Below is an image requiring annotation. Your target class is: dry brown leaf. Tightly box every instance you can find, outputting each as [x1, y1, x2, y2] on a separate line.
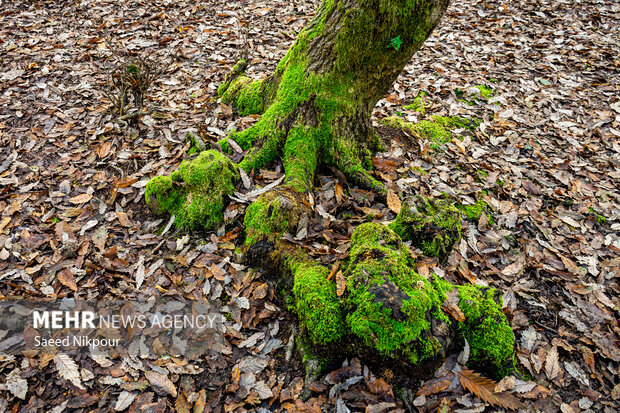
[502, 260, 524, 277]
[69, 193, 93, 204]
[336, 271, 346, 297]
[57, 268, 77, 291]
[54, 354, 84, 390]
[441, 288, 465, 322]
[174, 391, 191, 413]
[522, 180, 541, 195]
[115, 177, 139, 188]
[92, 226, 108, 252]
[334, 182, 345, 204]
[230, 367, 241, 393]
[327, 261, 340, 281]
[415, 378, 451, 396]
[0, 216, 11, 232]
[367, 377, 391, 395]
[97, 141, 112, 158]
[145, 371, 177, 397]
[387, 190, 401, 213]
[457, 369, 523, 411]
[114, 390, 135, 411]
[116, 211, 132, 227]
[545, 346, 561, 380]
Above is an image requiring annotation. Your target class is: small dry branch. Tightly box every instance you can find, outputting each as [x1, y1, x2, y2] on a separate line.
[101, 38, 170, 127]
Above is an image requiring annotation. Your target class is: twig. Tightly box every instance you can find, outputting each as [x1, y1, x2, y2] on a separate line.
[116, 109, 154, 129]
[118, 110, 154, 121]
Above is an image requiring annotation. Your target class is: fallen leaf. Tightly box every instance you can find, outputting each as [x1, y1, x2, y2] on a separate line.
[114, 391, 136, 411]
[69, 193, 93, 204]
[545, 346, 561, 380]
[442, 288, 465, 321]
[6, 369, 27, 399]
[416, 378, 451, 396]
[135, 256, 145, 290]
[457, 369, 523, 410]
[57, 268, 77, 291]
[54, 354, 85, 390]
[145, 371, 177, 397]
[336, 271, 346, 296]
[387, 190, 402, 213]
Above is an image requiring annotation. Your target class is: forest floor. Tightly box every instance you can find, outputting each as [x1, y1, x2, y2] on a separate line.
[0, 0, 619, 411]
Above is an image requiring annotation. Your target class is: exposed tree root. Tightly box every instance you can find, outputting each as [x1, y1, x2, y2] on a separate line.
[243, 197, 516, 380]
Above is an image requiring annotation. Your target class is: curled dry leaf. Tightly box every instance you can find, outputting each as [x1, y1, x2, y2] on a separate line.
[442, 287, 465, 322]
[57, 268, 77, 291]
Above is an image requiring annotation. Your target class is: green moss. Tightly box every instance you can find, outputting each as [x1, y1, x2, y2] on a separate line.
[343, 223, 451, 364]
[404, 91, 428, 114]
[589, 207, 606, 224]
[290, 258, 345, 345]
[214, 0, 447, 185]
[475, 84, 494, 99]
[283, 125, 320, 193]
[456, 198, 494, 226]
[244, 195, 288, 246]
[456, 285, 515, 377]
[217, 59, 247, 96]
[144, 150, 239, 230]
[243, 189, 308, 246]
[220, 75, 250, 104]
[388, 196, 462, 261]
[338, 223, 514, 375]
[231, 78, 267, 116]
[381, 115, 478, 148]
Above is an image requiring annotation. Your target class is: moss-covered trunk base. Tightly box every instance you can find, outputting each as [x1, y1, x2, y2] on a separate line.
[144, 0, 517, 384]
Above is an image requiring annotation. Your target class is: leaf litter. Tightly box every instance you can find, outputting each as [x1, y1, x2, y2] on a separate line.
[0, 0, 618, 411]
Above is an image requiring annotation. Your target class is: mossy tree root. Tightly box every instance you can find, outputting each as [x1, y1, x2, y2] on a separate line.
[389, 195, 462, 262]
[246, 218, 516, 380]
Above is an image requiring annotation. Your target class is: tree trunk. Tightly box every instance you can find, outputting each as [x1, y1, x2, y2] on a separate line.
[145, 0, 516, 381]
[219, 0, 450, 193]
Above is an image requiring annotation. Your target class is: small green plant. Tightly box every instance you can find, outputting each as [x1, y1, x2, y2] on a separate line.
[389, 35, 403, 51]
[589, 207, 606, 224]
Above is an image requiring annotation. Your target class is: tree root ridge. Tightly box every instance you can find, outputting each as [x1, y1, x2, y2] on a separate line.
[244, 217, 516, 380]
